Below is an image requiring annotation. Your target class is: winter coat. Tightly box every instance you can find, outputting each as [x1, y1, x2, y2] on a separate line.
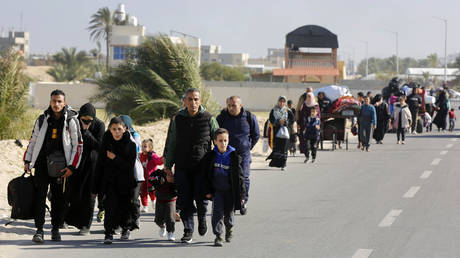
[24, 106, 83, 171]
[201, 148, 246, 211]
[392, 103, 412, 129]
[216, 107, 260, 154]
[93, 131, 137, 196]
[140, 152, 163, 189]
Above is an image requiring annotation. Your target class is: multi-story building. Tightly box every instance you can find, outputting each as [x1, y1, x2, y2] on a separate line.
[200, 45, 221, 64]
[170, 34, 201, 65]
[0, 31, 30, 59]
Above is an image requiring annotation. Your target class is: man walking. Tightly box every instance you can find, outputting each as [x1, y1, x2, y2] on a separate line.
[165, 88, 219, 243]
[24, 89, 83, 243]
[216, 96, 259, 215]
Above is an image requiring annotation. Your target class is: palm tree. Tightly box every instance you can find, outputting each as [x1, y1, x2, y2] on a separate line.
[94, 35, 219, 124]
[88, 7, 114, 72]
[47, 47, 93, 82]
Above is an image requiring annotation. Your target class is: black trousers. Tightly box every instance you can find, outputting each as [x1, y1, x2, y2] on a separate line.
[34, 158, 70, 230]
[104, 185, 135, 234]
[397, 128, 406, 141]
[155, 201, 176, 233]
[304, 139, 318, 159]
[359, 125, 372, 148]
[174, 168, 208, 233]
[410, 109, 418, 132]
[131, 182, 142, 229]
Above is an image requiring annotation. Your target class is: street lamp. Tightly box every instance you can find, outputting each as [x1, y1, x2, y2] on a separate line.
[386, 30, 399, 75]
[360, 41, 369, 80]
[433, 16, 448, 83]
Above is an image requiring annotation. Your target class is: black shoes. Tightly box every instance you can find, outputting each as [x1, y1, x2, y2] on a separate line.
[225, 227, 233, 242]
[120, 229, 130, 240]
[181, 231, 193, 243]
[32, 229, 44, 244]
[198, 220, 207, 236]
[214, 235, 223, 247]
[104, 234, 113, 245]
[240, 203, 248, 215]
[51, 228, 61, 241]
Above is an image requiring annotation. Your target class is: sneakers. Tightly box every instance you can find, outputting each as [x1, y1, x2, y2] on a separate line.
[401, 141, 405, 145]
[198, 220, 207, 236]
[97, 210, 105, 223]
[114, 227, 122, 235]
[32, 229, 44, 244]
[167, 232, 175, 241]
[397, 141, 400, 144]
[214, 235, 224, 247]
[51, 228, 61, 241]
[304, 157, 309, 163]
[141, 206, 148, 213]
[181, 231, 193, 243]
[311, 159, 315, 163]
[120, 229, 130, 240]
[104, 234, 113, 245]
[240, 203, 247, 215]
[79, 226, 90, 236]
[225, 227, 233, 243]
[281, 167, 286, 171]
[159, 226, 167, 238]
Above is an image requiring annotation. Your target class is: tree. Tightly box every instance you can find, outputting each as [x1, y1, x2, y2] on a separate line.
[47, 47, 93, 82]
[200, 62, 249, 81]
[0, 50, 30, 139]
[88, 7, 114, 73]
[94, 35, 219, 124]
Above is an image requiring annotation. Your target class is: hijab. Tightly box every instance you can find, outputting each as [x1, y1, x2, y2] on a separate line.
[305, 92, 317, 107]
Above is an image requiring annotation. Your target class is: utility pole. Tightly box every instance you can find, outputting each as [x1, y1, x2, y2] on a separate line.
[385, 29, 399, 75]
[360, 41, 369, 80]
[433, 17, 448, 83]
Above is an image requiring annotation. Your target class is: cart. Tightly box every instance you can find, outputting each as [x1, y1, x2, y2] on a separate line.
[319, 109, 358, 151]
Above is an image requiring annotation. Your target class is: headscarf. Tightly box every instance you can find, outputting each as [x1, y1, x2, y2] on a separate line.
[305, 92, 317, 107]
[120, 115, 136, 134]
[273, 97, 288, 122]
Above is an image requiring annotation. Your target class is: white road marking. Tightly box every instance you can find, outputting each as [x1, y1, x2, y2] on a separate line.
[403, 186, 421, 198]
[420, 170, 432, 179]
[431, 158, 441, 166]
[352, 249, 373, 258]
[451, 138, 458, 142]
[446, 144, 453, 148]
[440, 150, 448, 155]
[379, 209, 403, 227]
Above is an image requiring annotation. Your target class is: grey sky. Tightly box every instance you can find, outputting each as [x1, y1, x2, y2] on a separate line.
[1, 0, 459, 63]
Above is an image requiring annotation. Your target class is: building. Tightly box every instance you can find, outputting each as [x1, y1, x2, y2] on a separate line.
[108, 4, 145, 67]
[0, 30, 30, 59]
[201, 44, 221, 64]
[406, 68, 459, 81]
[200, 44, 249, 66]
[170, 33, 201, 65]
[273, 25, 340, 83]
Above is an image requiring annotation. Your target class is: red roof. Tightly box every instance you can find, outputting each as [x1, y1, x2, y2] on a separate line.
[273, 67, 339, 76]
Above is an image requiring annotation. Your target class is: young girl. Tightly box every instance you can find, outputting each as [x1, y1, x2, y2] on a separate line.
[139, 139, 164, 212]
[304, 107, 320, 163]
[392, 96, 412, 145]
[93, 117, 138, 244]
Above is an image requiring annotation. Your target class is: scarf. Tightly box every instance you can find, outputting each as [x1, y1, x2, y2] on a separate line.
[305, 92, 317, 107]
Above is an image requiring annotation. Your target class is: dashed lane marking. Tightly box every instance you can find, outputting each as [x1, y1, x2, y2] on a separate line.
[352, 249, 373, 258]
[403, 186, 421, 198]
[440, 150, 448, 155]
[431, 158, 441, 166]
[379, 209, 403, 227]
[446, 144, 453, 148]
[451, 138, 458, 142]
[420, 170, 432, 179]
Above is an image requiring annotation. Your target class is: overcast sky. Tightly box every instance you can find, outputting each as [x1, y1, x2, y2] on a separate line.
[2, 0, 459, 63]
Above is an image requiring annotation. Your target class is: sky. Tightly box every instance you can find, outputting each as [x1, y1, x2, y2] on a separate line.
[1, 0, 459, 63]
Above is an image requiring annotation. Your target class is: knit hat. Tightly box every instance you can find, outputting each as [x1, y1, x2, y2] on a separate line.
[79, 103, 96, 118]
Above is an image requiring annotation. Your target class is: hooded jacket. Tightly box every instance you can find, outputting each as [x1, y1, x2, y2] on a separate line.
[24, 106, 83, 171]
[392, 103, 412, 129]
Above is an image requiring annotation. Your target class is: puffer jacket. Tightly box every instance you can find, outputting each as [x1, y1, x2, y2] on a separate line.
[392, 103, 412, 129]
[23, 106, 83, 171]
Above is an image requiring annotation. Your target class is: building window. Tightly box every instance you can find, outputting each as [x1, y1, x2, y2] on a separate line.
[113, 46, 136, 60]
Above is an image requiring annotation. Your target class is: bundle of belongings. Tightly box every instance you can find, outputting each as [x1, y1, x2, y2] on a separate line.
[314, 85, 360, 114]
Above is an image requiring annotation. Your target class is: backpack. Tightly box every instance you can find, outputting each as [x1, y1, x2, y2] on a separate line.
[7, 172, 37, 220]
[220, 110, 255, 136]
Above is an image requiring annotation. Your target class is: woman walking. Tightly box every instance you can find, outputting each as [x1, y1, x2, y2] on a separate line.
[433, 89, 449, 132]
[93, 117, 138, 244]
[392, 96, 412, 144]
[358, 96, 377, 152]
[372, 94, 390, 144]
[266, 96, 294, 171]
[297, 92, 320, 156]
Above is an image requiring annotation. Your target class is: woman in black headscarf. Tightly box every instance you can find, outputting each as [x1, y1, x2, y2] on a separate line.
[66, 103, 105, 235]
[433, 89, 449, 131]
[372, 94, 390, 144]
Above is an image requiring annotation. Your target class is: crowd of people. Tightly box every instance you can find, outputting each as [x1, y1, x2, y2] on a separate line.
[20, 81, 456, 247]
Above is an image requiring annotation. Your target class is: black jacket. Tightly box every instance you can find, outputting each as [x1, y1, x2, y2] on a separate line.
[92, 131, 137, 195]
[201, 150, 246, 210]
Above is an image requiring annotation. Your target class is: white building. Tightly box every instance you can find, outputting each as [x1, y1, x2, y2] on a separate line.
[0, 30, 30, 59]
[170, 35, 201, 65]
[108, 4, 145, 67]
[406, 68, 459, 81]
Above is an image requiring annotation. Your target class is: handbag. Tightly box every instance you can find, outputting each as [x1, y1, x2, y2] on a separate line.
[134, 155, 145, 182]
[275, 126, 290, 139]
[46, 151, 66, 178]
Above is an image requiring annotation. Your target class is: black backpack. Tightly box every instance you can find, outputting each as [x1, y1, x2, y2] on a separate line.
[7, 172, 36, 220]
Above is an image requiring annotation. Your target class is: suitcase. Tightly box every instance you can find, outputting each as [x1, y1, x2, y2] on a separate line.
[7, 172, 36, 220]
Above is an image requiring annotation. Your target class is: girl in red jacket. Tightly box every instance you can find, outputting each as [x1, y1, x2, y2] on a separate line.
[140, 139, 164, 212]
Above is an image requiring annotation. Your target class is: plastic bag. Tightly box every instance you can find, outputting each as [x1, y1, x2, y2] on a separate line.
[275, 126, 290, 139]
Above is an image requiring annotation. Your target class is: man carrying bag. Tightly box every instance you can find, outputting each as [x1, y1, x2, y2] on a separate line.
[23, 89, 83, 243]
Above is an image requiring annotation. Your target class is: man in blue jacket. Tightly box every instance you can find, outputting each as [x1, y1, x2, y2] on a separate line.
[216, 96, 260, 215]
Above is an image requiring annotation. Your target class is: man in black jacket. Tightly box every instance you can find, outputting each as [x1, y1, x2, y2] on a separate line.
[407, 88, 422, 133]
[164, 88, 219, 243]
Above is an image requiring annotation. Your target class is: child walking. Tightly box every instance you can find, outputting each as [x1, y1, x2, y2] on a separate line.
[303, 107, 320, 163]
[202, 128, 246, 247]
[449, 108, 456, 132]
[139, 139, 164, 213]
[148, 169, 177, 241]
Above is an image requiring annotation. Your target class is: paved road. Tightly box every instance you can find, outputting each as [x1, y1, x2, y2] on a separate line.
[1, 129, 460, 258]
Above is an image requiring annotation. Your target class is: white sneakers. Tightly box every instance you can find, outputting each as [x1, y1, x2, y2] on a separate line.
[167, 232, 175, 241]
[159, 227, 166, 238]
[141, 206, 148, 213]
